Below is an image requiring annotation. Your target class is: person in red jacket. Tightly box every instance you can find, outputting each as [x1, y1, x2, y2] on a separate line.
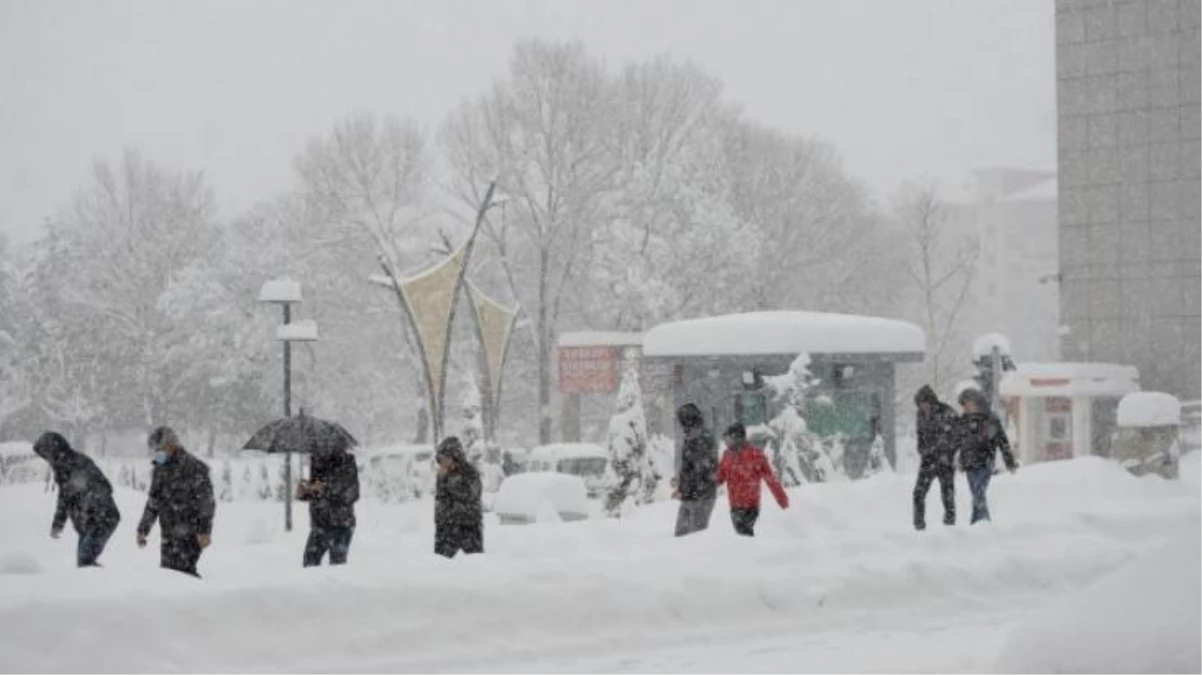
[715, 423, 789, 536]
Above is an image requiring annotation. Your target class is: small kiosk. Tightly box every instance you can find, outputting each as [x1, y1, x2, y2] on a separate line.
[642, 311, 925, 476]
[1113, 391, 1182, 479]
[1000, 363, 1140, 464]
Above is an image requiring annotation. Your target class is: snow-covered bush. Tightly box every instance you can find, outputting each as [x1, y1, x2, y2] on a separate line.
[763, 354, 846, 484]
[603, 365, 656, 516]
[861, 434, 892, 477]
[219, 460, 234, 502]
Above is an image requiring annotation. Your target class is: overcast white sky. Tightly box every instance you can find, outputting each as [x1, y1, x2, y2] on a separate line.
[0, 0, 1056, 244]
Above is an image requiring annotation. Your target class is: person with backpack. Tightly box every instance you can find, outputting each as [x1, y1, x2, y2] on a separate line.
[33, 432, 121, 567]
[672, 403, 719, 537]
[958, 388, 1018, 524]
[715, 423, 789, 536]
[913, 385, 959, 530]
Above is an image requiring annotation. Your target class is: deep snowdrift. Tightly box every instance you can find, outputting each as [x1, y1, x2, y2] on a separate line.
[0, 456, 1197, 673]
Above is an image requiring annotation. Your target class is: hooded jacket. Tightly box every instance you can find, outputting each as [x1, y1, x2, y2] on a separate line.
[716, 440, 789, 511]
[434, 437, 483, 541]
[957, 389, 1018, 472]
[34, 432, 120, 534]
[915, 386, 959, 468]
[675, 404, 718, 501]
[137, 446, 215, 541]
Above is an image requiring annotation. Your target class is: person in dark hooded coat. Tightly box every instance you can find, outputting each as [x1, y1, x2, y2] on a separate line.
[672, 403, 718, 537]
[434, 436, 483, 558]
[33, 432, 121, 567]
[297, 449, 359, 566]
[136, 427, 215, 577]
[957, 388, 1018, 524]
[912, 385, 959, 530]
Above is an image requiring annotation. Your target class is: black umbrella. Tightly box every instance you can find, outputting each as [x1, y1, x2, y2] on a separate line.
[242, 413, 358, 457]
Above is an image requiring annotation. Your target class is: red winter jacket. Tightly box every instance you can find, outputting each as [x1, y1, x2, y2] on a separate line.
[716, 443, 789, 510]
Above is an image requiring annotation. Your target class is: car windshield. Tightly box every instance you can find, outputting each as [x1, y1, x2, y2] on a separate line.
[557, 457, 606, 477]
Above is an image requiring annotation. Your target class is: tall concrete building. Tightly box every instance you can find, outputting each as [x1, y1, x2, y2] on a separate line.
[1055, 0, 1201, 399]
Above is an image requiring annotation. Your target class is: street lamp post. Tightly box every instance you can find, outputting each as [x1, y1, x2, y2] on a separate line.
[259, 278, 318, 532]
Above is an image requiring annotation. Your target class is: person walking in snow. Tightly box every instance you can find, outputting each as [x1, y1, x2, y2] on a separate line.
[957, 389, 1018, 524]
[136, 427, 215, 577]
[715, 423, 789, 536]
[33, 431, 121, 567]
[297, 448, 359, 567]
[672, 403, 719, 537]
[434, 436, 484, 558]
[913, 385, 959, 530]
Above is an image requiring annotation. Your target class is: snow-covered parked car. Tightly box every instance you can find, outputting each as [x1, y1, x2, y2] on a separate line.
[361, 444, 435, 499]
[526, 443, 609, 497]
[493, 473, 590, 525]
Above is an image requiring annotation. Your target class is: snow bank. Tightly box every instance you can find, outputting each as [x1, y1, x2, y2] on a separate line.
[996, 527, 1201, 674]
[972, 332, 1011, 360]
[1118, 391, 1182, 428]
[493, 473, 590, 522]
[0, 455, 1196, 672]
[642, 311, 925, 357]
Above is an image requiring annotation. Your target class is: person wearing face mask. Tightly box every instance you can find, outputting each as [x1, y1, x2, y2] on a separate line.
[32, 431, 121, 567]
[136, 427, 215, 577]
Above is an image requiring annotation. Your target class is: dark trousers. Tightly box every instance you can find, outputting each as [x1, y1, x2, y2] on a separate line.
[435, 525, 484, 558]
[161, 537, 202, 577]
[304, 526, 354, 567]
[730, 507, 760, 537]
[76, 521, 116, 567]
[967, 467, 993, 524]
[674, 497, 716, 537]
[913, 466, 956, 529]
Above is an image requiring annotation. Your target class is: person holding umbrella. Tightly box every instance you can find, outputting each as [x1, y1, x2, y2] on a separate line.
[296, 447, 359, 567]
[434, 436, 484, 558]
[137, 427, 215, 577]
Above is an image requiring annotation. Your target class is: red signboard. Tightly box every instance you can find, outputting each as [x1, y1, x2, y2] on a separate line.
[558, 346, 620, 394]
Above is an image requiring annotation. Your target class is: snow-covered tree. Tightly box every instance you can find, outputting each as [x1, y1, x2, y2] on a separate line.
[219, 460, 234, 502]
[862, 434, 893, 478]
[603, 365, 655, 516]
[764, 354, 846, 484]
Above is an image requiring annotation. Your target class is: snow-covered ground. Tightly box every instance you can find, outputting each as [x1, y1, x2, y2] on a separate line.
[0, 455, 1198, 673]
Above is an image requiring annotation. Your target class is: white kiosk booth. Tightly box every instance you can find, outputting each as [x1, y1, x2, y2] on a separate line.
[1000, 363, 1140, 464]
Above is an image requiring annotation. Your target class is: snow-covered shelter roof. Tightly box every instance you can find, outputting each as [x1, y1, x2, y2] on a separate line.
[1117, 392, 1182, 428]
[1000, 363, 1140, 398]
[641, 311, 925, 358]
[557, 332, 644, 348]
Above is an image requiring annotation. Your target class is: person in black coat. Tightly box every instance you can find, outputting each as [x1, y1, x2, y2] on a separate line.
[672, 403, 718, 537]
[434, 436, 483, 558]
[912, 385, 959, 530]
[136, 427, 215, 577]
[33, 432, 121, 567]
[957, 388, 1018, 524]
[297, 449, 359, 566]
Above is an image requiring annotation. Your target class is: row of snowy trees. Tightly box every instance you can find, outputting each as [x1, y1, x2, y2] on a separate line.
[0, 38, 965, 452]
